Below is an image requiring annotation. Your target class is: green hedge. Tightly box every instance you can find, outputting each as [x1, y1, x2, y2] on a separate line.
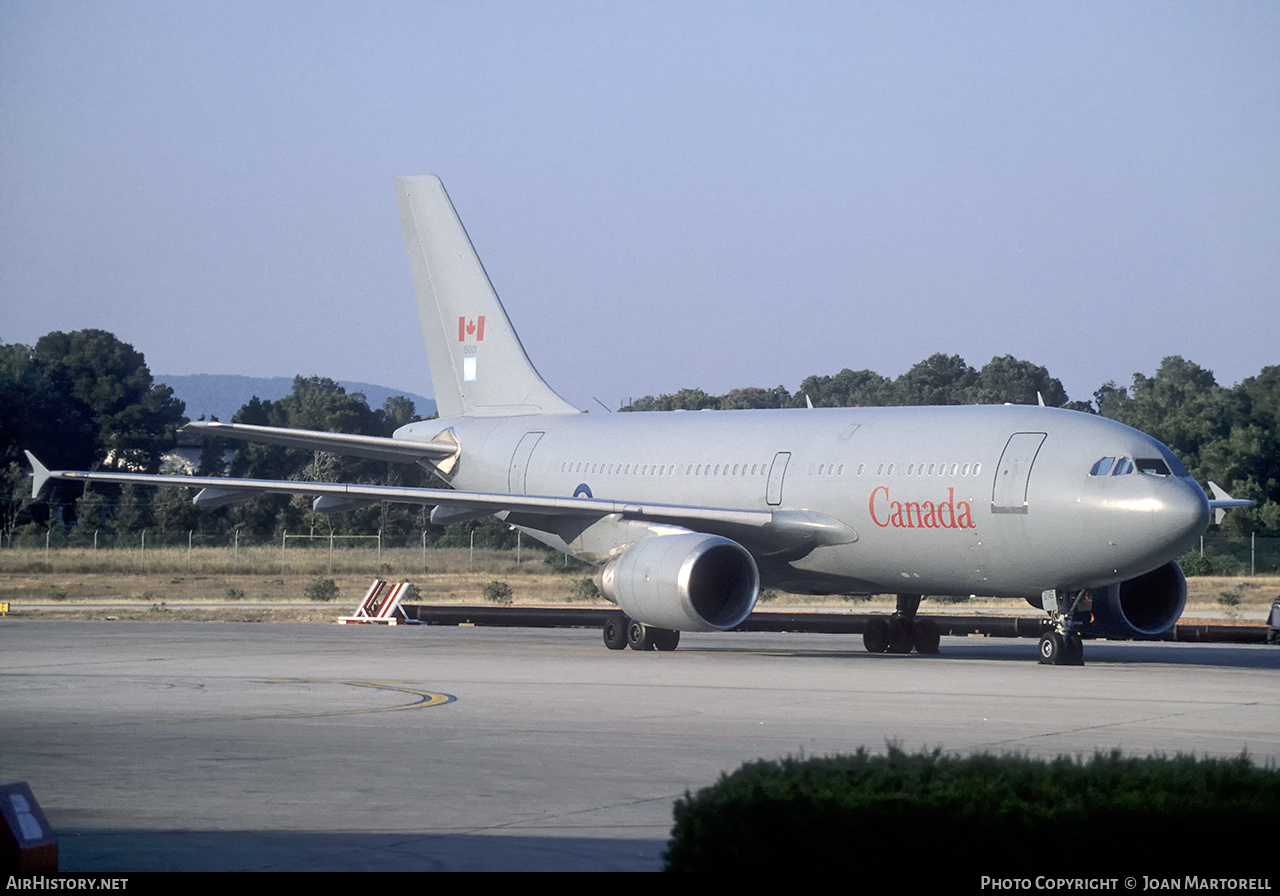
[666, 747, 1278, 873]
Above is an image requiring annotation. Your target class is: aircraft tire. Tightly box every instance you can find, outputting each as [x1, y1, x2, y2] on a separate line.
[863, 617, 890, 654]
[627, 619, 656, 651]
[887, 616, 914, 654]
[1064, 632, 1085, 666]
[603, 614, 628, 650]
[651, 628, 681, 651]
[913, 618, 941, 655]
[1038, 631, 1065, 665]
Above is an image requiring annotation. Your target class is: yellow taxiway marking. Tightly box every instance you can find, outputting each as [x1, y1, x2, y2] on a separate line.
[150, 679, 455, 724]
[266, 678, 456, 715]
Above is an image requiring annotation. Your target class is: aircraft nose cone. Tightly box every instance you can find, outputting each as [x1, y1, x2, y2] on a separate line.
[1157, 477, 1211, 553]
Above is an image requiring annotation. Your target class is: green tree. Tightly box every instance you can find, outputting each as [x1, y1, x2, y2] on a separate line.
[0, 461, 38, 538]
[212, 377, 431, 539]
[720, 386, 792, 410]
[153, 484, 200, 536]
[894, 354, 977, 406]
[110, 483, 149, 535]
[797, 369, 892, 407]
[621, 388, 720, 412]
[1, 330, 186, 533]
[969, 355, 1069, 407]
[379, 395, 420, 430]
[32, 329, 186, 472]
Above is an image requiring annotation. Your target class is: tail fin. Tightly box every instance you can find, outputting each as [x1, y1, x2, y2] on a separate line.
[395, 175, 580, 418]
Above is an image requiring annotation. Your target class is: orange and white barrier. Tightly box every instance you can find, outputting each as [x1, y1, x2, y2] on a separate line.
[339, 579, 417, 625]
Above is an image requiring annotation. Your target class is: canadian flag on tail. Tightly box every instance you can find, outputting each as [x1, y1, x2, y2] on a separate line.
[458, 316, 486, 342]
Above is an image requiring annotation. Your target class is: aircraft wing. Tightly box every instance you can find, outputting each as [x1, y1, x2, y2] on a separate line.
[182, 421, 458, 466]
[25, 453, 856, 556]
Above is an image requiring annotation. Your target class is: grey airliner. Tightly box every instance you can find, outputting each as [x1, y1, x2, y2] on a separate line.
[28, 175, 1250, 664]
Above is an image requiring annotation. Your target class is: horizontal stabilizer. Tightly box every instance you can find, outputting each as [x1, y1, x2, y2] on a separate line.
[1206, 481, 1254, 525]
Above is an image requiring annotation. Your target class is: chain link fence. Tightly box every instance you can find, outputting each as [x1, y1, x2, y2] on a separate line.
[1183, 533, 1279, 577]
[0, 527, 567, 577]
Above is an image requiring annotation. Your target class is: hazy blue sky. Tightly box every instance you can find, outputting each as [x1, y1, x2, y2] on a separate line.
[3, 1, 1277, 412]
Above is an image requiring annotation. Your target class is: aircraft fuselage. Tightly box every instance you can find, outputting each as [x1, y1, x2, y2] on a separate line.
[398, 403, 1209, 600]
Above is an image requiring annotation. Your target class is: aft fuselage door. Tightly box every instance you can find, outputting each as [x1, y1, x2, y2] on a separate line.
[991, 432, 1047, 514]
[766, 451, 791, 506]
[508, 432, 544, 494]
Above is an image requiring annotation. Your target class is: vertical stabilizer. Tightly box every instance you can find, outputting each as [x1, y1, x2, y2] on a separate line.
[395, 175, 580, 418]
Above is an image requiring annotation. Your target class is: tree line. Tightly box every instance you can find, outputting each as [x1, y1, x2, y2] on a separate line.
[1, 329, 450, 546]
[3, 331, 1277, 544]
[621, 354, 1074, 412]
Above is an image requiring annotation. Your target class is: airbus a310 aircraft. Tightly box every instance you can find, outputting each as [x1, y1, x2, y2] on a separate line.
[28, 175, 1251, 664]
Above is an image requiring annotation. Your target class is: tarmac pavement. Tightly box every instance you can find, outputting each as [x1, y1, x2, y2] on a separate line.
[2, 621, 1277, 872]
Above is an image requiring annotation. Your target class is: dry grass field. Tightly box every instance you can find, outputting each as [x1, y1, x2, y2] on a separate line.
[1, 544, 1276, 624]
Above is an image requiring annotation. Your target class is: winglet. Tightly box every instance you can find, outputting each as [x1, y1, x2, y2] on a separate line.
[24, 451, 52, 498]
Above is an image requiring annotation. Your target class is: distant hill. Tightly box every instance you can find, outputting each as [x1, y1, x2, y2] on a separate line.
[155, 374, 436, 423]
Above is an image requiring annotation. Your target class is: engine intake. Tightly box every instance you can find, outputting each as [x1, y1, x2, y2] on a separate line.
[597, 533, 760, 632]
[1088, 560, 1187, 639]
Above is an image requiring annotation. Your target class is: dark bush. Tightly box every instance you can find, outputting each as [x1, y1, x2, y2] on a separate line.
[304, 578, 339, 602]
[482, 580, 513, 604]
[666, 746, 1278, 873]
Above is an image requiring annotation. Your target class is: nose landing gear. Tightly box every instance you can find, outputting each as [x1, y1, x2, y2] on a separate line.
[1038, 589, 1088, 665]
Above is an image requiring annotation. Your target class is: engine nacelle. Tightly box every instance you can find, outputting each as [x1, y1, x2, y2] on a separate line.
[597, 533, 760, 632]
[1088, 560, 1187, 639]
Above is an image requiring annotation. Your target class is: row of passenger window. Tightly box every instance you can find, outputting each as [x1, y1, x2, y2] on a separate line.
[558, 459, 983, 479]
[807, 462, 983, 477]
[558, 461, 767, 477]
[875, 461, 982, 478]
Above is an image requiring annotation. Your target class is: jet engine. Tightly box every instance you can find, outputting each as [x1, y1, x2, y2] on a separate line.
[1088, 560, 1187, 639]
[596, 533, 760, 633]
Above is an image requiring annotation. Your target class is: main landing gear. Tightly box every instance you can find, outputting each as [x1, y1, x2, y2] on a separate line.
[862, 594, 940, 656]
[1038, 588, 1087, 666]
[602, 612, 680, 652]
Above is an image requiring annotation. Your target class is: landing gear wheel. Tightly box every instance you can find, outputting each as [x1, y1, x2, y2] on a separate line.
[627, 619, 655, 651]
[913, 618, 941, 655]
[1038, 631, 1065, 664]
[602, 614, 627, 650]
[1064, 632, 1085, 666]
[651, 628, 681, 651]
[863, 617, 890, 653]
[887, 616, 914, 654]
[1040, 589, 1089, 667]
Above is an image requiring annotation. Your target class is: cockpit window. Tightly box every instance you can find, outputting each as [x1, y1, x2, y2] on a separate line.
[1092, 454, 1180, 478]
[1156, 443, 1190, 478]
